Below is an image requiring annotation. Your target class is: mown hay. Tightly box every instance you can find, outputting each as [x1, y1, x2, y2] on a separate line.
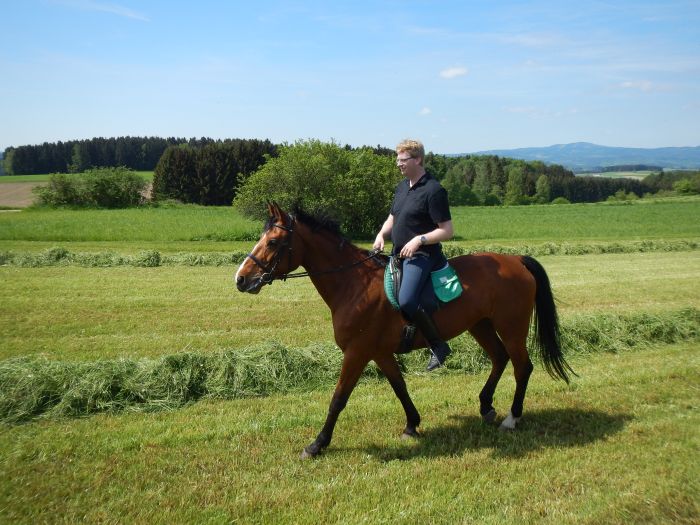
[0, 308, 697, 423]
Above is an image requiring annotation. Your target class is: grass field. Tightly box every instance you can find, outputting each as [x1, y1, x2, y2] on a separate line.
[1, 198, 699, 523]
[1, 343, 697, 523]
[1, 251, 698, 362]
[581, 171, 653, 180]
[0, 171, 154, 183]
[0, 198, 698, 252]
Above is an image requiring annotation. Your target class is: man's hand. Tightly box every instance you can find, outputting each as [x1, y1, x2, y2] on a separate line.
[373, 234, 385, 251]
[399, 236, 423, 258]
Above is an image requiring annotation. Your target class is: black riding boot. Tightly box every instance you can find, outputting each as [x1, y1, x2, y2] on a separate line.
[412, 307, 451, 371]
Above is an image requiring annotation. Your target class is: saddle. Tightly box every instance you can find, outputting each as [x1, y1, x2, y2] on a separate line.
[384, 256, 463, 354]
[384, 256, 462, 313]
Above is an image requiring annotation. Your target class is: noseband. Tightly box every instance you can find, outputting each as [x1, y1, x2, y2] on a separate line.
[246, 220, 295, 285]
[245, 214, 381, 286]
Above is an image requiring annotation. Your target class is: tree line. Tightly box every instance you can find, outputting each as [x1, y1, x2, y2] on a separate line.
[6, 136, 694, 209]
[3, 137, 201, 175]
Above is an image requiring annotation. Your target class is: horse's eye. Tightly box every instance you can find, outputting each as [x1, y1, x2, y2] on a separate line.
[267, 238, 279, 248]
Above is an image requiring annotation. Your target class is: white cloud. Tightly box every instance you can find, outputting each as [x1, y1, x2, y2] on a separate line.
[52, 0, 149, 21]
[619, 80, 654, 92]
[419, 107, 432, 116]
[439, 66, 468, 79]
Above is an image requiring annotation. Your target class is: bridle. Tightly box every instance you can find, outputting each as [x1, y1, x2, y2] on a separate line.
[245, 214, 382, 286]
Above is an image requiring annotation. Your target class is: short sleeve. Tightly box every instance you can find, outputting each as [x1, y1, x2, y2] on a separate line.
[428, 187, 451, 224]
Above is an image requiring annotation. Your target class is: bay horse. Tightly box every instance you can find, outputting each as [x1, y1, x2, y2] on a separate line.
[235, 202, 574, 459]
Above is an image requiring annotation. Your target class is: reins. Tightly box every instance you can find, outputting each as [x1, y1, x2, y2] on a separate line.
[246, 215, 383, 285]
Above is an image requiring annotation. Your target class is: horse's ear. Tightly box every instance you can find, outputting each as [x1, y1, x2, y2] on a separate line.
[266, 201, 275, 217]
[270, 201, 286, 218]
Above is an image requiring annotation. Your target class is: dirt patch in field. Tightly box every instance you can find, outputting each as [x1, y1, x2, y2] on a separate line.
[0, 182, 153, 208]
[0, 182, 43, 208]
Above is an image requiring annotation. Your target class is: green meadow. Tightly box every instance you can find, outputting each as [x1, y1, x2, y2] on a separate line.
[0, 171, 154, 183]
[1, 197, 699, 523]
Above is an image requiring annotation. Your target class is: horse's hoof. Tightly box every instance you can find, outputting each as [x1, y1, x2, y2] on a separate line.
[482, 409, 497, 425]
[498, 411, 520, 431]
[401, 428, 420, 440]
[300, 447, 316, 460]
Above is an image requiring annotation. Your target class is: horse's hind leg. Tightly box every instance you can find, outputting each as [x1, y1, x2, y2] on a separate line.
[498, 325, 534, 431]
[469, 319, 510, 424]
[374, 353, 421, 438]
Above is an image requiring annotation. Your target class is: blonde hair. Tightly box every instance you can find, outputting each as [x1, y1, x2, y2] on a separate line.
[396, 139, 425, 166]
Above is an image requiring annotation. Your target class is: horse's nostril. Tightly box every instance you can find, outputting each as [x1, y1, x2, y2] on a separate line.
[236, 275, 244, 285]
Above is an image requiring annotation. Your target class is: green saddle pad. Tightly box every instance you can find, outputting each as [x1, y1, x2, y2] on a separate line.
[384, 258, 462, 310]
[431, 263, 463, 303]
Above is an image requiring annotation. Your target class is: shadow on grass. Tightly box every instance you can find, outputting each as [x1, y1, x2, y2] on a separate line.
[363, 408, 630, 462]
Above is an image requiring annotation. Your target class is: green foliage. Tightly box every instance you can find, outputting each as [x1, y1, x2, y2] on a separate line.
[483, 193, 502, 206]
[535, 174, 551, 203]
[152, 139, 276, 205]
[551, 196, 571, 204]
[32, 167, 147, 208]
[440, 166, 479, 206]
[234, 140, 400, 239]
[672, 175, 700, 194]
[5, 137, 185, 175]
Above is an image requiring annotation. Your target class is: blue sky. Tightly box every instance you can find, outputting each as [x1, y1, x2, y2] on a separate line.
[2, 0, 699, 154]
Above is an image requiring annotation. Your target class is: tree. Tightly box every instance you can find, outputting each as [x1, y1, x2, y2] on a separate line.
[442, 166, 479, 205]
[472, 162, 491, 204]
[504, 165, 526, 205]
[234, 140, 399, 239]
[534, 175, 551, 203]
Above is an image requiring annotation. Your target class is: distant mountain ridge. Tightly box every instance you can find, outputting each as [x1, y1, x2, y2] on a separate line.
[467, 142, 700, 172]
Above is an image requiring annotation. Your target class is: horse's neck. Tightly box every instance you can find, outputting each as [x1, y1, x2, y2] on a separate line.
[298, 232, 374, 312]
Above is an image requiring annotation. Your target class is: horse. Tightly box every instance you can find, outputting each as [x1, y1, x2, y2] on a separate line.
[235, 202, 574, 459]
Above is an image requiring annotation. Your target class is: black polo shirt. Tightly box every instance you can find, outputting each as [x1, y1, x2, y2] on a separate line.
[390, 174, 451, 256]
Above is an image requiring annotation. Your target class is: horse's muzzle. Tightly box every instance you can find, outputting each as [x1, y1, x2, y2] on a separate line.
[236, 275, 264, 294]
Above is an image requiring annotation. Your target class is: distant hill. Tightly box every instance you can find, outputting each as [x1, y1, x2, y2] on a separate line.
[467, 142, 700, 172]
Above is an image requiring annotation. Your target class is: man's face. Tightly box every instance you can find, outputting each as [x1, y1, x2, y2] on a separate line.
[396, 152, 421, 178]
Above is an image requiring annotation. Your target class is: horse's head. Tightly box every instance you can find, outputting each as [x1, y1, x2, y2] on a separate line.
[235, 202, 302, 294]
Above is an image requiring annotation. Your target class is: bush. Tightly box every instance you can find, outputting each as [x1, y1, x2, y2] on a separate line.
[33, 167, 147, 208]
[233, 140, 400, 239]
[483, 193, 502, 206]
[551, 197, 571, 205]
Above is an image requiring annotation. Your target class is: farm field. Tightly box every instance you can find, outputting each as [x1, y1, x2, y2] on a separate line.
[581, 170, 653, 179]
[0, 197, 698, 252]
[0, 251, 698, 362]
[1, 343, 697, 523]
[0, 171, 154, 183]
[0, 172, 153, 209]
[0, 198, 699, 523]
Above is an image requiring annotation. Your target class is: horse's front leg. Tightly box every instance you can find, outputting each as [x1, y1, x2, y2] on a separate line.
[301, 351, 368, 459]
[374, 353, 421, 438]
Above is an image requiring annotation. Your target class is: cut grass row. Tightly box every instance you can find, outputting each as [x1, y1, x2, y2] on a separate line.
[0, 238, 698, 268]
[2, 251, 699, 362]
[1, 308, 696, 423]
[1, 342, 697, 523]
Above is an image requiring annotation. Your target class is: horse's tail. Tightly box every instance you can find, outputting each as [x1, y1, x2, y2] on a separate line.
[521, 255, 576, 383]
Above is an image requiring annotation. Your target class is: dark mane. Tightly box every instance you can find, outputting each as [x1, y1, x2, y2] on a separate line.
[264, 206, 342, 237]
[265, 205, 387, 266]
[291, 206, 343, 238]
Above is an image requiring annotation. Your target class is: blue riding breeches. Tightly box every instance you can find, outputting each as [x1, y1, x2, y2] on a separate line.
[398, 253, 447, 319]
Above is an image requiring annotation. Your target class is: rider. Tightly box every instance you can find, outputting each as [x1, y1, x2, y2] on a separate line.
[373, 139, 454, 371]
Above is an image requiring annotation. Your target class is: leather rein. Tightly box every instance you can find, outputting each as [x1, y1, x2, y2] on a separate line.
[245, 215, 383, 286]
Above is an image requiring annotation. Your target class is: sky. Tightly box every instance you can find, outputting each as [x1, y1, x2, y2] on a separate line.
[1, 0, 699, 154]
